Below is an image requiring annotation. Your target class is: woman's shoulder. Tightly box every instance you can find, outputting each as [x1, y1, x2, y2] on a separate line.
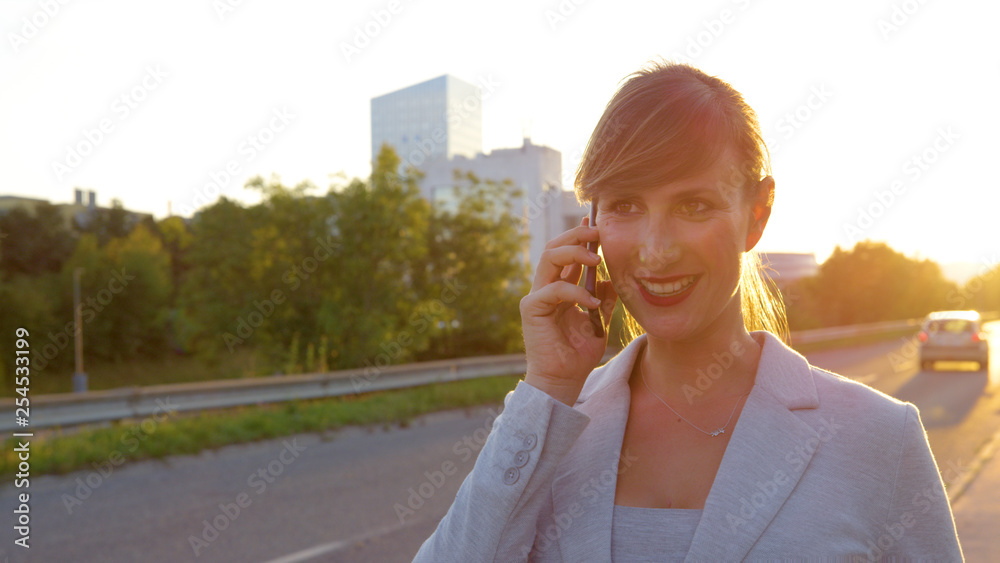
[799, 361, 921, 453]
[756, 330, 917, 435]
[757, 331, 908, 407]
[808, 362, 908, 411]
[809, 362, 903, 404]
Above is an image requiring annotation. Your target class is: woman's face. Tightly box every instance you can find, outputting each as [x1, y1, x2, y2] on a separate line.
[596, 149, 771, 342]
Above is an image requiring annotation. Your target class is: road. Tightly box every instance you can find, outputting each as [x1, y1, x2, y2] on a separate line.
[1, 329, 997, 562]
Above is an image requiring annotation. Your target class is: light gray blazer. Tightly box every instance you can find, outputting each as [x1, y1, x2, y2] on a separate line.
[413, 331, 964, 562]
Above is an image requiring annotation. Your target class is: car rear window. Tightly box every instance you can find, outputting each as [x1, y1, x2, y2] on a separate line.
[927, 319, 974, 333]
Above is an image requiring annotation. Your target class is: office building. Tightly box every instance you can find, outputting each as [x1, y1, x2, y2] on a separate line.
[370, 75, 482, 169]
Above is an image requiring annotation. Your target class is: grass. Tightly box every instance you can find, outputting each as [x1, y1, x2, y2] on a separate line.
[5, 328, 918, 479]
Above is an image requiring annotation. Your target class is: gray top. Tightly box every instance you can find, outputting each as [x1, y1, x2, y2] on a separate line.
[611, 505, 702, 563]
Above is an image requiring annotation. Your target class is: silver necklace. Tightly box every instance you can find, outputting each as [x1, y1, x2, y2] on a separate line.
[639, 355, 751, 437]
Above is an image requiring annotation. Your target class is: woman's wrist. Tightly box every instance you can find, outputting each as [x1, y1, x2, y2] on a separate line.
[523, 372, 582, 407]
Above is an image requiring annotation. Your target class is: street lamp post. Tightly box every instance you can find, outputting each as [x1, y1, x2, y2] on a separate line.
[72, 267, 87, 393]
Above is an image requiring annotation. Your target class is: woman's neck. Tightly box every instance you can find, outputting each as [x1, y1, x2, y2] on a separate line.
[639, 324, 763, 407]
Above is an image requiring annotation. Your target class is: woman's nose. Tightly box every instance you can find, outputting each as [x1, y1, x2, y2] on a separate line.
[638, 221, 681, 271]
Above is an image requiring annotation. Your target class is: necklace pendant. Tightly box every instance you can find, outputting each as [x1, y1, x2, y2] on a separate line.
[710, 428, 725, 437]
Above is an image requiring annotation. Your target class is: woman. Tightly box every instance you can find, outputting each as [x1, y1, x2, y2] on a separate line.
[414, 62, 963, 562]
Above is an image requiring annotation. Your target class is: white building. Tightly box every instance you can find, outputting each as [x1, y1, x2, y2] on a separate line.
[418, 137, 586, 276]
[371, 76, 587, 278]
[370, 74, 482, 169]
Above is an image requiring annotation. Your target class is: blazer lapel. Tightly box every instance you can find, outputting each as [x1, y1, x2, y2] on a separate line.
[684, 331, 821, 561]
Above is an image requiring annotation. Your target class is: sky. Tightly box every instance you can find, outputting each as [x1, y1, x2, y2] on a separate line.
[1, 0, 998, 276]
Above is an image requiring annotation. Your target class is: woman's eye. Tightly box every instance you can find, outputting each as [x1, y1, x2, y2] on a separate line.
[677, 200, 710, 216]
[609, 201, 637, 214]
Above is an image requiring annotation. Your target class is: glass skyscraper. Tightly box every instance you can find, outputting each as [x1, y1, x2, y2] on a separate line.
[370, 75, 483, 168]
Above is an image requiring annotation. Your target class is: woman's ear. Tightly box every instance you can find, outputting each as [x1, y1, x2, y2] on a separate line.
[745, 175, 774, 252]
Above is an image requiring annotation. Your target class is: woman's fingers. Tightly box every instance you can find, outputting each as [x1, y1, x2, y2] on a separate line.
[561, 214, 596, 284]
[520, 280, 602, 319]
[546, 223, 597, 250]
[532, 234, 601, 291]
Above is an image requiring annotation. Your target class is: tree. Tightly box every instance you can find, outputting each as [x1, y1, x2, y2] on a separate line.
[322, 146, 435, 369]
[422, 171, 530, 357]
[237, 175, 339, 370]
[175, 197, 259, 360]
[100, 223, 173, 358]
[0, 202, 76, 278]
[954, 261, 1000, 314]
[800, 241, 956, 326]
[0, 272, 64, 388]
[155, 215, 193, 302]
[74, 198, 131, 245]
[57, 225, 173, 363]
[169, 145, 535, 376]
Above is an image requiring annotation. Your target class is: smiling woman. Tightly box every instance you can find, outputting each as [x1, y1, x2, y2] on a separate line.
[413, 61, 963, 562]
[577, 63, 787, 349]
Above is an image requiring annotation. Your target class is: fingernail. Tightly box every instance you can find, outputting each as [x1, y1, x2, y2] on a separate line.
[589, 252, 600, 261]
[590, 297, 601, 306]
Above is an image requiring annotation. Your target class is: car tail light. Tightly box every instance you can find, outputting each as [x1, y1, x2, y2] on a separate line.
[972, 332, 986, 343]
[918, 331, 928, 343]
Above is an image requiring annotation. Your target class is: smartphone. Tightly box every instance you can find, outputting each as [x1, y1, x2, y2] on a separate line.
[585, 201, 604, 337]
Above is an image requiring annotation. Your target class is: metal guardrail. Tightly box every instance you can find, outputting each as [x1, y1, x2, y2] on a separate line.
[6, 314, 991, 431]
[789, 318, 920, 345]
[789, 311, 1000, 345]
[0, 353, 531, 432]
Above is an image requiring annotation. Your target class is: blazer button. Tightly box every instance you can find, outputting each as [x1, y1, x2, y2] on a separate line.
[503, 467, 519, 485]
[514, 450, 530, 467]
[523, 433, 537, 451]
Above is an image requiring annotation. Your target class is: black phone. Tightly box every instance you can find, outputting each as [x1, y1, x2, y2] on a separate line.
[585, 201, 604, 337]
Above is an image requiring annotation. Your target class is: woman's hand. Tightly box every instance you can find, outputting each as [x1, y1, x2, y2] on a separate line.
[519, 216, 618, 406]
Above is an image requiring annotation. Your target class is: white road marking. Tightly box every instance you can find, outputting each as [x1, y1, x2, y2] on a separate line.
[263, 520, 411, 563]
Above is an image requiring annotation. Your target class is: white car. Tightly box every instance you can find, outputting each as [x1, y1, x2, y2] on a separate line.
[918, 310, 989, 371]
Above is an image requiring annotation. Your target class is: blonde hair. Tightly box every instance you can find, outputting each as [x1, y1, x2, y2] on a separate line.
[577, 61, 789, 344]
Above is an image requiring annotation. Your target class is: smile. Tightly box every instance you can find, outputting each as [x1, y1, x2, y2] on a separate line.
[638, 275, 698, 297]
[636, 274, 700, 306]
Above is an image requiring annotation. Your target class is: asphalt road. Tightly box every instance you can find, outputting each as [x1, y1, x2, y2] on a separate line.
[1, 328, 997, 562]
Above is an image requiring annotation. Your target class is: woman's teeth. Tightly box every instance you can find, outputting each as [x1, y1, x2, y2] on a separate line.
[639, 275, 696, 296]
